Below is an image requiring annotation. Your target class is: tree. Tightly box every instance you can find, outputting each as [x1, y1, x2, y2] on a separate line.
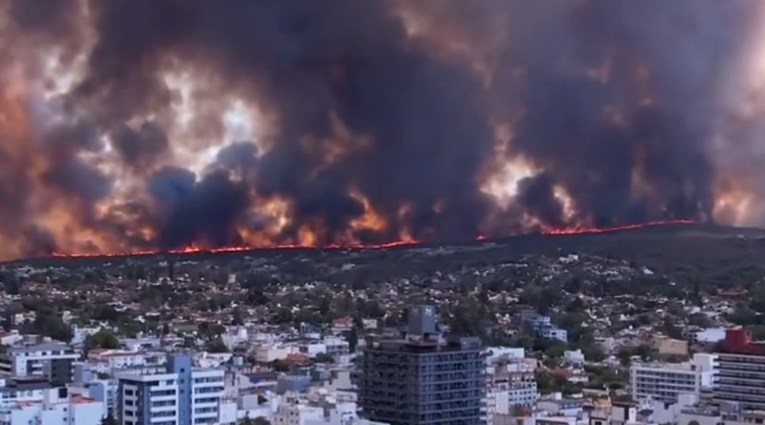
[313, 353, 334, 364]
[659, 318, 683, 339]
[274, 307, 294, 324]
[86, 329, 120, 350]
[205, 337, 229, 353]
[240, 417, 270, 425]
[91, 304, 120, 322]
[728, 305, 759, 326]
[557, 311, 587, 342]
[231, 308, 244, 326]
[617, 347, 633, 367]
[544, 343, 567, 360]
[344, 328, 359, 353]
[635, 343, 655, 361]
[0, 271, 21, 295]
[270, 359, 290, 372]
[102, 414, 119, 425]
[29, 308, 72, 343]
[576, 333, 606, 362]
[563, 276, 583, 294]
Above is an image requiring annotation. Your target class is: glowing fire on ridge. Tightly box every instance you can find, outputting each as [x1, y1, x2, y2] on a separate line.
[541, 219, 696, 236]
[42, 219, 697, 260]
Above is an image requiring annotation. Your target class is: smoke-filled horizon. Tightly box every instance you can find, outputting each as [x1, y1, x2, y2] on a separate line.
[1, 0, 764, 260]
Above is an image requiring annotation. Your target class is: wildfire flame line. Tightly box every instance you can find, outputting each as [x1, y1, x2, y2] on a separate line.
[541, 219, 696, 235]
[39, 219, 697, 261]
[48, 239, 421, 260]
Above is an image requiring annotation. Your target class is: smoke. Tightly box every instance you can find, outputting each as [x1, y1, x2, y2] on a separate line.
[0, 0, 764, 259]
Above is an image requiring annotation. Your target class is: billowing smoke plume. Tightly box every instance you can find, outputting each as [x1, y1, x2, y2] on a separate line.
[0, 0, 764, 259]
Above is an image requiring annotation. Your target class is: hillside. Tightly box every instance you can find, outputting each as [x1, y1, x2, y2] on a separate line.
[4, 223, 765, 290]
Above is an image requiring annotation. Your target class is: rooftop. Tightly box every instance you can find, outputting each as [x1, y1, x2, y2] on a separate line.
[7, 342, 73, 354]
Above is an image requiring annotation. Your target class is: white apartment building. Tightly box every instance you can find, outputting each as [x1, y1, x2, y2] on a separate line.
[273, 393, 324, 425]
[116, 354, 229, 425]
[87, 350, 166, 374]
[323, 338, 350, 357]
[301, 338, 351, 358]
[630, 353, 716, 402]
[0, 377, 57, 404]
[563, 350, 585, 366]
[0, 343, 79, 377]
[0, 387, 103, 425]
[488, 360, 539, 421]
[0, 332, 23, 347]
[256, 344, 299, 363]
[117, 371, 179, 425]
[304, 400, 387, 425]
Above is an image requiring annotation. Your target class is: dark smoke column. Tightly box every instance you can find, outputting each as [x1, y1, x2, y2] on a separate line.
[0, 0, 760, 259]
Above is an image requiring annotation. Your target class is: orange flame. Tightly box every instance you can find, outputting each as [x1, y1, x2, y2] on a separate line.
[39, 219, 699, 261]
[541, 219, 695, 236]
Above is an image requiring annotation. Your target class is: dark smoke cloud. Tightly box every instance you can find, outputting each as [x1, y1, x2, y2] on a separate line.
[110, 121, 169, 168]
[0, 0, 763, 257]
[515, 173, 565, 228]
[6, 0, 79, 39]
[472, 0, 751, 227]
[148, 167, 249, 248]
[42, 157, 111, 203]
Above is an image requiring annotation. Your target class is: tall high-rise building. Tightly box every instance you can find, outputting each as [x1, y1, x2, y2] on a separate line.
[714, 328, 765, 411]
[115, 353, 227, 425]
[358, 305, 485, 425]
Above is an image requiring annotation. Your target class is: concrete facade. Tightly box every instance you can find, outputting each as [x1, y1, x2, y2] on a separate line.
[358, 306, 485, 425]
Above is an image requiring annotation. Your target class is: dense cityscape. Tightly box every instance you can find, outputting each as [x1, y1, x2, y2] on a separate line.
[0, 224, 762, 425]
[4, 1, 765, 425]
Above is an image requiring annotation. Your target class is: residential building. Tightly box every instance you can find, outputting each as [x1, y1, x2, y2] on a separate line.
[519, 314, 567, 343]
[630, 353, 715, 402]
[0, 343, 79, 377]
[0, 331, 23, 347]
[537, 395, 586, 417]
[87, 350, 166, 374]
[714, 327, 765, 411]
[45, 357, 74, 386]
[646, 393, 699, 425]
[0, 387, 104, 425]
[358, 305, 485, 425]
[488, 372, 538, 418]
[0, 376, 57, 403]
[299, 337, 350, 358]
[79, 380, 115, 417]
[563, 350, 585, 367]
[693, 328, 726, 344]
[324, 337, 350, 357]
[332, 318, 353, 335]
[304, 399, 388, 425]
[488, 358, 538, 414]
[273, 392, 324, 425]
[256, 344, 299, 363]
[654, 336, 690, 357]
[486, 348, 525, 364]
[115, 353, 228, 425]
